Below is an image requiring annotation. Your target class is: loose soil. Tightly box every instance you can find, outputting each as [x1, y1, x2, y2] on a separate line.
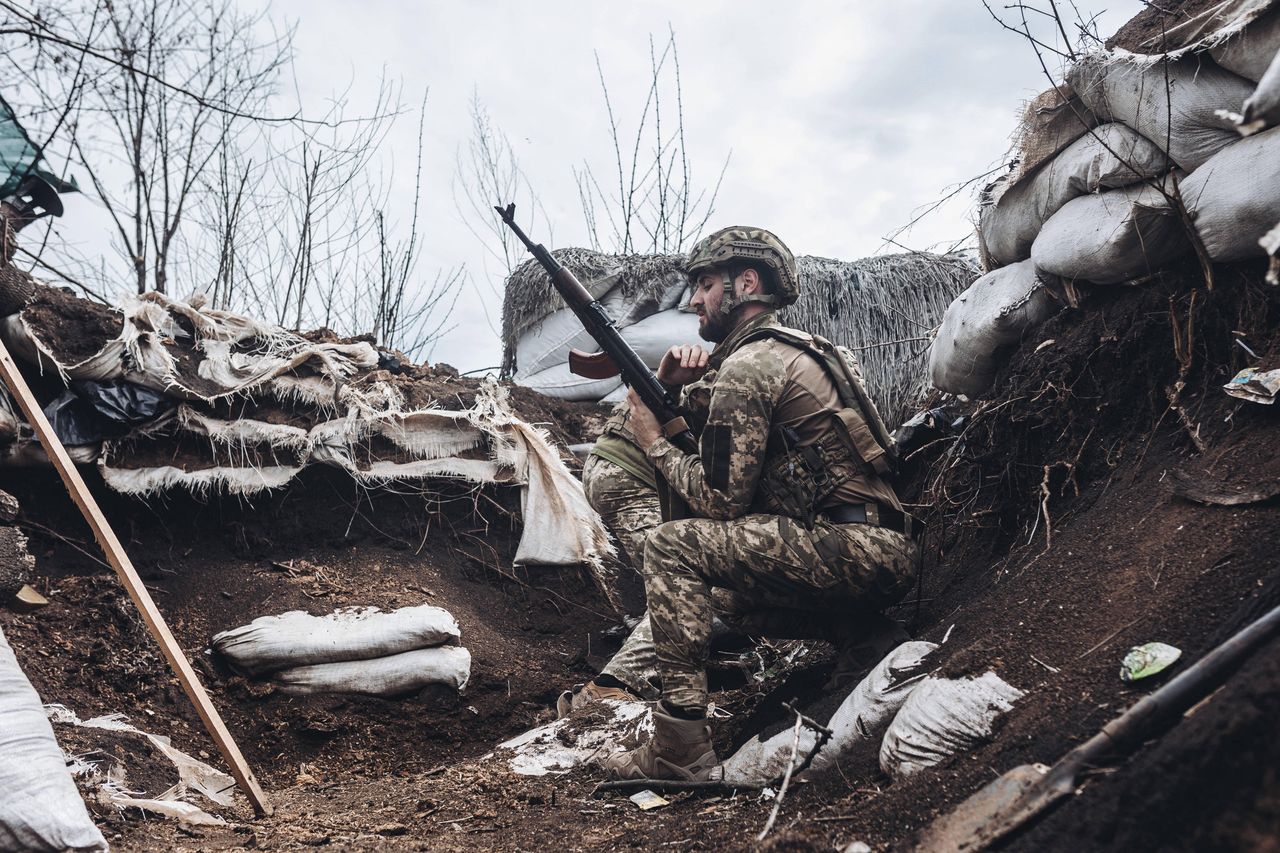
[1106, 0, 1240, 53]
[1, 263, 1277, 852]
[23, 285, 124, 364]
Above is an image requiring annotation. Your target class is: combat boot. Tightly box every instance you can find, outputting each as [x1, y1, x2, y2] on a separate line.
[556, 679, 639, 718]
[827, 612, 911, 691]
[602, 703, 721, 782]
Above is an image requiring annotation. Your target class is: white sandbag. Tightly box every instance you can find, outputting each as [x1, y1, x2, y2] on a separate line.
[981, 124, 1170, 266]
[879, 672, 1025, 779]
[512, 287, 633, 377]
[1031, 174, 1189, 284]
[0, 627, 108, 852]
[619, 307, 704, 368]
[600, 383, 629, 403]
[721, 641, 937, 785]
[272, 645, 471, 696]
[1211, 4, 1280, 81]
[1068, 52, 1256, 171]
[514, 361, 623, 401]
[211, 605, 461, 677]
[1242, 51, 1280, 130]
[928, 260, 1059, 398]
[1183, 126, 1280, 261]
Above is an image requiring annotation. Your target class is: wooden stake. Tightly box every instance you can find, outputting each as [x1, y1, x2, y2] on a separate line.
[0, 339, 272, 817]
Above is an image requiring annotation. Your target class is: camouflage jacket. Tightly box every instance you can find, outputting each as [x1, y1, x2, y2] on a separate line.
[646, 312, 900, 520]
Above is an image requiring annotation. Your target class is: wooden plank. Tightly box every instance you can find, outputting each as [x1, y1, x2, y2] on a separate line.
[0, 339, 272, 817]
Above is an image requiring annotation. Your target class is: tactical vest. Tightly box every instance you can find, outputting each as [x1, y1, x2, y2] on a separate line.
[737, 325, 899, 523]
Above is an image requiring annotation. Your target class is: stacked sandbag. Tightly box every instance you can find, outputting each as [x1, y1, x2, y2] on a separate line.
[928, 260, 1059, 398]
[1209, 3, 1280, 81]
[721, 641, 937, 785]
[0, 626, 108, 852]
[879, 673, 1025, 778]
[516, 305, 701, 402]
[211, 605, 471, 697]
[1183, 126, 1280, 261]
[1031, 172, 1190, 284]
[980, 123, 1170, 267]
[1067, 52, 1256, 172]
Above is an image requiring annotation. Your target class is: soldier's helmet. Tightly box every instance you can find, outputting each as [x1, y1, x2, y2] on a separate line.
[684, 226, 799, 307]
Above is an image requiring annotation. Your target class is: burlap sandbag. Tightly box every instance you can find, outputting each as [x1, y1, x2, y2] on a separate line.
[980, 123, 1170, 266]
[1068, 52, 1255, 171]
[1031, 174, 1190, 284]
[1182, 126, 1280, 261]
[1211, 3, 1280, 81]
[928, 260, 1059, 398]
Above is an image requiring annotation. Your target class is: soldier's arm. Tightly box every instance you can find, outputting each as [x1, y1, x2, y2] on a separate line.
[646, 345, 786, 519]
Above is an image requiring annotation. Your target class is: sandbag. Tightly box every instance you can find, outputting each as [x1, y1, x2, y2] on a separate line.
[0, 626, 108, 852]
[514, 304, 699, 402]
[1068, 52, 1255, 171]
[272, 645, 472, 696]
[981, 124, 1170, 266]
[512, 288, 634, 377]
[1211, 4, 1280, 81]
[879, 673, 1024, 779]
[619, 307, 703, 367]
[211, 605, 461, 677]
[721, 641, 937, 785]
[1031, 174, 1189, 284]
[928, 260, 1059, 398]
[1182, 126, 1280, 261]
[514, 361, 623, 401]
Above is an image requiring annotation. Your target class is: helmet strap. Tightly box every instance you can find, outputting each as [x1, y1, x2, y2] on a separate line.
[717, 269, 778, 318]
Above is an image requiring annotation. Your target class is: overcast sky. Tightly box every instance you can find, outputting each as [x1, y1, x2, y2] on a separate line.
[58, 1, 1145, 372]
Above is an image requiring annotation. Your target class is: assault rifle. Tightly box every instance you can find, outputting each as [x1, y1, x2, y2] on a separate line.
[495, 203, 698, 456]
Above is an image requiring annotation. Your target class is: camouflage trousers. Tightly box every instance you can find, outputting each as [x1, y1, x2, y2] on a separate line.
[645, 514, 918, 710]
[584, 456, 918, 706]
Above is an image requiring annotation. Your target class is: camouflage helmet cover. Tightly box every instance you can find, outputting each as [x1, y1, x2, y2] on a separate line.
[684, 226, 799, 307]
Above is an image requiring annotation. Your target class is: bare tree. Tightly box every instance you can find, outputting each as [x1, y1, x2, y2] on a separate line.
[576, 26, 729, 254]
[0, 0, 461, 356]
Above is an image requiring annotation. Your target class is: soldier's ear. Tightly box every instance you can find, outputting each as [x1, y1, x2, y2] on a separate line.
[739, 267, 761, 295]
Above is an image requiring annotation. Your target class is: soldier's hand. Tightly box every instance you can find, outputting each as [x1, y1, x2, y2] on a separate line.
[625, 389, 662, 451]
[656, 344, 710, 386]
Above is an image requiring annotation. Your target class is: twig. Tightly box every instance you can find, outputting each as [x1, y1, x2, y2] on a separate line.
[757, 701, 834, 842]
[1077, 614, 1145, 660]
[757, 714, 804, 842]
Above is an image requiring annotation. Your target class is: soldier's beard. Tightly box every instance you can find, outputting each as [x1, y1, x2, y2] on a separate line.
[697, 309, 734, 343]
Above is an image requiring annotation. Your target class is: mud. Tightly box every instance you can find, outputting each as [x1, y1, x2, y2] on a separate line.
[22, 286, 124, 364]
[1106, 0, 1236, 52]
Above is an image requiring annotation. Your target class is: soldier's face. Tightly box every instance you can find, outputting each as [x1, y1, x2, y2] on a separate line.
[691, 271, 731, 342]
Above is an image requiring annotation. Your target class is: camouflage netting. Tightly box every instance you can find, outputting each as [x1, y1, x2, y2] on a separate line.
[501, 249, 978, 428]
